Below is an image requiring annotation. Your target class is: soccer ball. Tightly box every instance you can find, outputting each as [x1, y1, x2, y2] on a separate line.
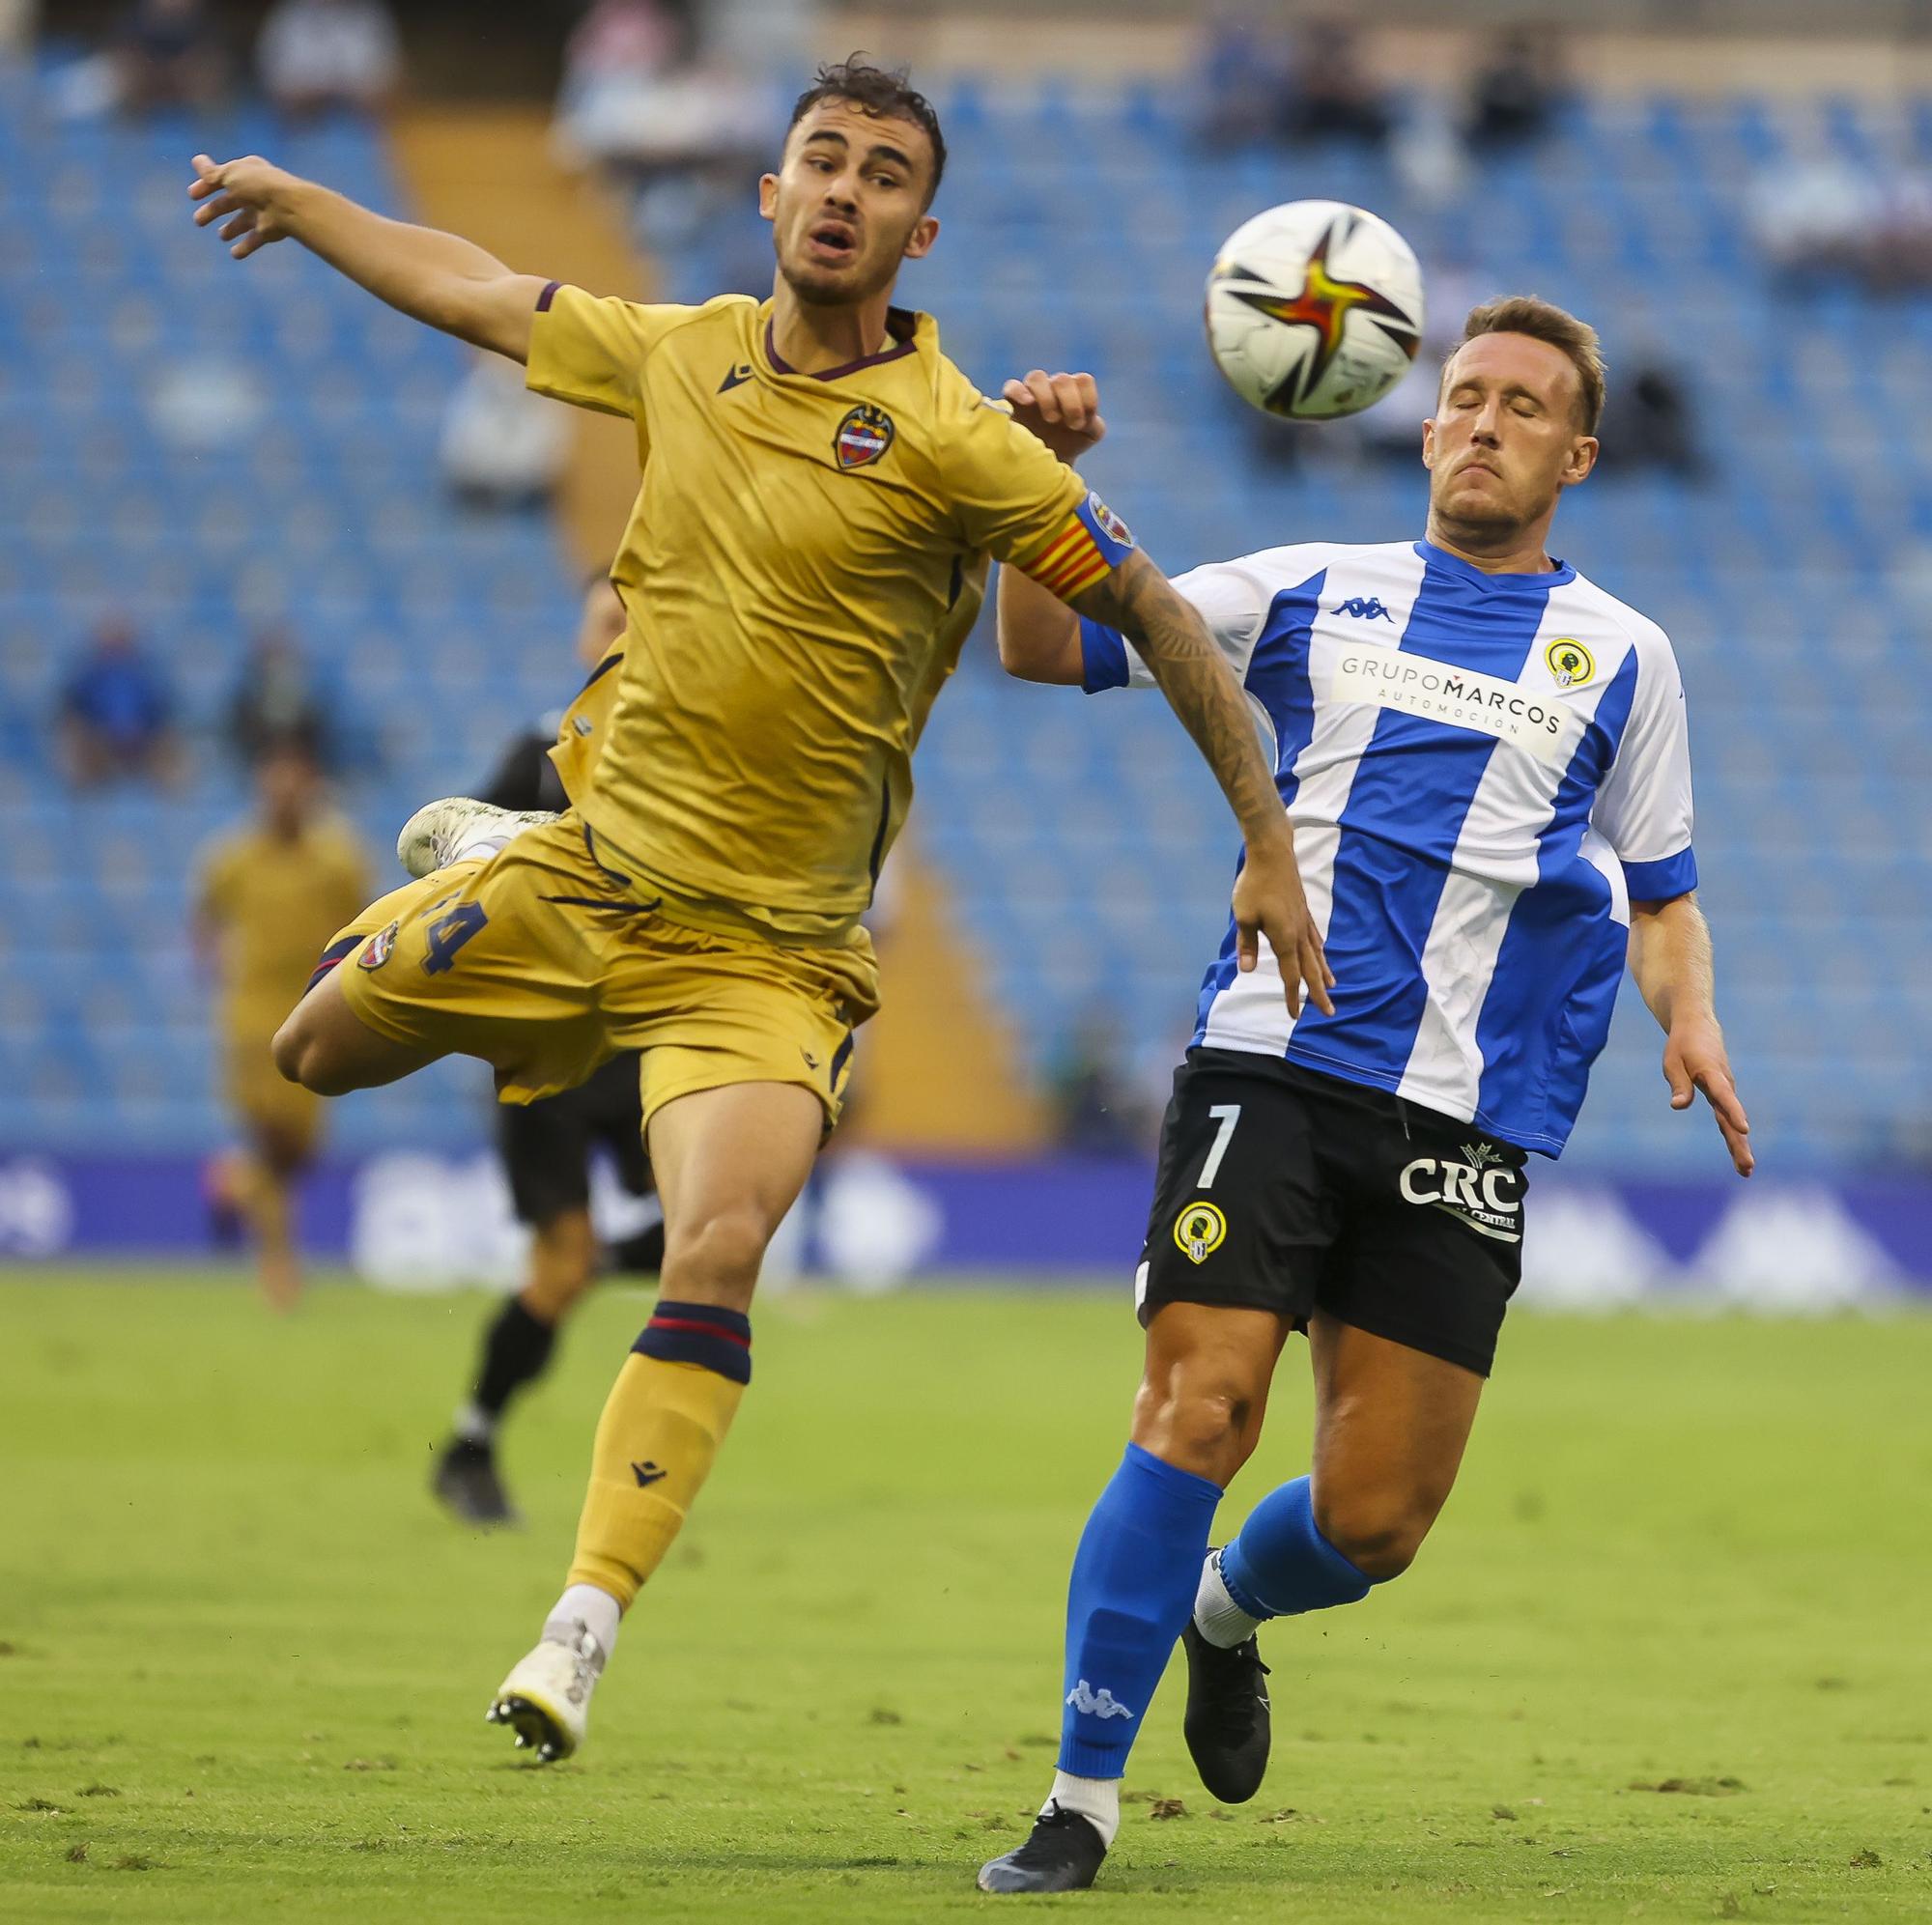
[1206, 200, 1425, 420]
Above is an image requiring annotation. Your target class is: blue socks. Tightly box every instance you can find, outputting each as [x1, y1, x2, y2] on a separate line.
[1055, 1459, 1382, 1785]
[1059, 1443, 1222, 1779]
[1219, 1475, 1375, 1619]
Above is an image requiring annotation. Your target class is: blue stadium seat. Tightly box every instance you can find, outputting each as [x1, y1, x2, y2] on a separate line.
[6, 67, 1930, 1173]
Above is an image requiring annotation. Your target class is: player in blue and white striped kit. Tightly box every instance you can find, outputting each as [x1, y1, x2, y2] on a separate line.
[979, 297, 1754, 1894]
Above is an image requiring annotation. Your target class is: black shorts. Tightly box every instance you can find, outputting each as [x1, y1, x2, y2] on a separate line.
[497, 1051, 652, 1226]
[1138, 1050, 1530, 1377]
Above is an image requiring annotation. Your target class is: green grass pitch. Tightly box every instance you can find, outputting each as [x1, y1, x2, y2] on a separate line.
[3, 1274, 1930, 1921]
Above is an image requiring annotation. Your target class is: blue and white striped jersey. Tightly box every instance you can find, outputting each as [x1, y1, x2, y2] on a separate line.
[1081, 538, 1697, 1156]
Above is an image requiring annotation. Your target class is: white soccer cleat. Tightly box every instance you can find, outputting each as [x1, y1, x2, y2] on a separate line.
[484, 1622, 607, 1764]
[395, 797, 555, 881]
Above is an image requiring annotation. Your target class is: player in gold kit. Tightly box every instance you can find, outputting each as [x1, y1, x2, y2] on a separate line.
[185, 59, 1331, 1764]
[192, 739, 369, 1310]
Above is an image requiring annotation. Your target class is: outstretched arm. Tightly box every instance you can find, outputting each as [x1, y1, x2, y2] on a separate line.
[1628, 892, 1752, 1176]
[1070, 550, 1332, 1018]
[187, 154, 547, 361]
[995, 368, 1331, 1015]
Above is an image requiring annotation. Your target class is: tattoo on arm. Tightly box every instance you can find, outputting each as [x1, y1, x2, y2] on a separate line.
[1070, 552, 1280, 836]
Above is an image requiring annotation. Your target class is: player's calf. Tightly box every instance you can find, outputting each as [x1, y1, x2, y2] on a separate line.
[487, 1299, 753, 1761]
[1178, 1477, 1384, 1806]
[487, 1082, 822, 1763]
[1308, 1482, 1438, 1581]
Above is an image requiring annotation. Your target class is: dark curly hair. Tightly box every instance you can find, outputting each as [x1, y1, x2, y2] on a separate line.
[787, 57, 947, 207]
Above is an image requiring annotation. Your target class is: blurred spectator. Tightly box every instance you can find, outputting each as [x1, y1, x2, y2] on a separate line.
[553, 0, 689, 164]
[564, 0, 686, 91]
[1867, 164, 1932, 293]
[1391, 88, 1469, 212]
[553, 0, 767, 216]
[115, 0, 229, 114]
[1464, 29, 1566, 153]
[58, 617, 182, 788]
[440, 356, 570, 512]
[1749, 142, 1932, 295]
[1281, 20, 1392, 150]
[1594, 355, 1705, 479]
[1049, 1009, 1151, 1156]
[226, 628, 340, 770]
[1193, 6, 1290, 152]
[256, 0, 401, 122]
[1747, 146, 1885, 286]
[1, 0, 35, 61]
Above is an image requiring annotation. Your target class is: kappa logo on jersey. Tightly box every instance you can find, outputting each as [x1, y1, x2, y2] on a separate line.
[1332, 595, 1396, 622]
[1398, 1147, 1523, 1243]
[1545, 637, 1596, 688]
[357, 920, 399, 971]
[717, 362, 754, 393]
[1174, 1200, 1229, 1264]
[833, 403, 895, 470]
[1086, 491, 1135, 550]
[1065, 1679, 1135, 1720]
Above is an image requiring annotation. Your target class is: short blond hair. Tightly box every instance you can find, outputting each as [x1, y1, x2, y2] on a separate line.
[1451, 296, 1606, 434]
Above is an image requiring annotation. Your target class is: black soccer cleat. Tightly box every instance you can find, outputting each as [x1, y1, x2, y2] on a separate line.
[976, 1801, 1108, 1894]
[1181, 1619, 1271, 1803]
[431, 1436, 520, 1527]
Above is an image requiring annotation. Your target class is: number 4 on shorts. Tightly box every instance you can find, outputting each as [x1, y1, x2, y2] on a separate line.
[422, 901, 488, 976]
[1196, 1103, 1241, 1188]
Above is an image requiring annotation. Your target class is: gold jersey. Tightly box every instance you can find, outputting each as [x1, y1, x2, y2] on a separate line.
[548, 647, 620, 807]
[526, 286, 1134, 943]
[195, 816, 371, 1035]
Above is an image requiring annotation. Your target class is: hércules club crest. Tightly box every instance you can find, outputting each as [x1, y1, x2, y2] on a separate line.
[833, 404, 895, 470]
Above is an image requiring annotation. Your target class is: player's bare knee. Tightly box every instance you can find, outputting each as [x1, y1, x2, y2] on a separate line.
[1132, 1362, 1259, 1486]
[270, 1015, 305, 1086]
[274, 1020, 346, 1096]
[1311, 1486, 1435, 1581]
[661, 1207, 771, 1307]
[271, 1007, 327, 1090]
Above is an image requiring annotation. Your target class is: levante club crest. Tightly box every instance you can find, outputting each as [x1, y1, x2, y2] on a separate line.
[358, 920, 399, 971]
[834, 404, 895, 470]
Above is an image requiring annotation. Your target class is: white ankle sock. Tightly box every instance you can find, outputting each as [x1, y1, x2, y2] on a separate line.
[545, 1582, 621, 1660]
[1194, 1546, 1264, 1649]
[1045, 1771, 1119, 1850]
[453, 1401, 495, 1446]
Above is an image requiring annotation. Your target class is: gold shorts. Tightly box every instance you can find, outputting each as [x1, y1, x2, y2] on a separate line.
[332, 815, 877, 1125]
[224, 1030, 324, 1150]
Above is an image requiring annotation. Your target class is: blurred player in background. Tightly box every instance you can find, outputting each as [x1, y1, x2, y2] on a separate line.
[432, 576, 665, 1528]
[980, 306, 1753, 1893]
[186, 57, 1328, 1769]
[192, 738, 370, 1310]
